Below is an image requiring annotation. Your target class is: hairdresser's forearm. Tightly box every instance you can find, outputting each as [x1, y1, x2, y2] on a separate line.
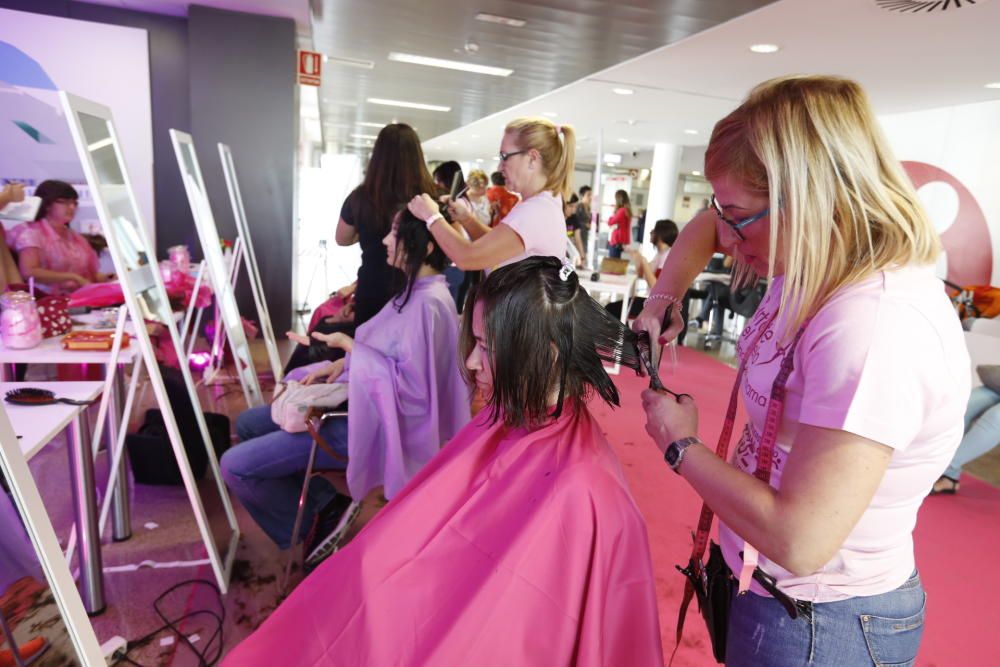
[648, 211, 718, 299]
[457, 212, 492, 240]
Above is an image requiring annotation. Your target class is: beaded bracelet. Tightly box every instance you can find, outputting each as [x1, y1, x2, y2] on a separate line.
[646, 292, 683, 309]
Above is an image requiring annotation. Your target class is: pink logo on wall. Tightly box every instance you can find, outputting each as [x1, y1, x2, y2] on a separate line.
[902, 161, 993, 287]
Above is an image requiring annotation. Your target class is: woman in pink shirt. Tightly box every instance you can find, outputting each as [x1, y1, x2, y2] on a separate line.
[9, 180, 111, 295]
[408, 117, 571, 272]
[635, 76, 968, 666]
[606, 189, 632, 258]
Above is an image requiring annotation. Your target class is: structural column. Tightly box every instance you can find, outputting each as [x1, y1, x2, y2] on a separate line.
[644, 142, 683, 257]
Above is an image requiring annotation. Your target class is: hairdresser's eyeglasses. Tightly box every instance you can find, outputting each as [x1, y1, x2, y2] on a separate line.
[498, 149, 528, 162]
[710, 195, 768, 241]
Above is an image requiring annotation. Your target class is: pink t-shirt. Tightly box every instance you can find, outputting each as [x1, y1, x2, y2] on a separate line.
[721, 265, 970, 602]
[8, 219, 99, 294]
[497, 191, 568, 269]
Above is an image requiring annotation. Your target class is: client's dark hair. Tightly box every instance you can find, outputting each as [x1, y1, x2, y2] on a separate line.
[461, 256, 640, 428]
[34, 180, 79, 221]
[390, 207, 448, 311]
[651, 219, 678, 247]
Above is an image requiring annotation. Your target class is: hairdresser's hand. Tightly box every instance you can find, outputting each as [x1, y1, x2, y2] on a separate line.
[312, 330, 354, 353]
[286, 330, 310, 346]
[446, 197, 472, 224]
[641, 389, 698, 456]
[632, 297, 682, 370]
[0, 183, 25, 207]
[408, 194, 440, 222]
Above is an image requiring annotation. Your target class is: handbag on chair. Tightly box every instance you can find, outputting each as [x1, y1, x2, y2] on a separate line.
[271, 381, 348, 433]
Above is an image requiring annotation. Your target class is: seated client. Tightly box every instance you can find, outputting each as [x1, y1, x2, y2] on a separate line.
[222, 256, 663, 667]
[220, 208, 469, 564]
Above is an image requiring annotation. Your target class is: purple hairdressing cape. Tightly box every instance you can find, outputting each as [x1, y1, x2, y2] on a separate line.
[343, 274, 469, 500]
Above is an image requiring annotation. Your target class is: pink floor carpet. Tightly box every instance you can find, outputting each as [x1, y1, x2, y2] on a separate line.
[591, 345, 1000, 667]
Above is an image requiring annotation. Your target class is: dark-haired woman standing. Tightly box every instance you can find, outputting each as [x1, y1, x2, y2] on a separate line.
[224, 256, 662, 667]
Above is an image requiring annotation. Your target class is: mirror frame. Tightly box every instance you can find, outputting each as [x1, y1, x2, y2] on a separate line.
[0, 404, 106, 665]
[217, 143, 283, 382]
[60, 91, 239, 592]
[169, 131, 264, 408]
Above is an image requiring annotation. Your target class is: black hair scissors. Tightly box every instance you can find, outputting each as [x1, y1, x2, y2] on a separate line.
[635, 330, 692, 401]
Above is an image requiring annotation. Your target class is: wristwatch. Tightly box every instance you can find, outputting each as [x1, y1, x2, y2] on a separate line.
[664, 436, 701, 474]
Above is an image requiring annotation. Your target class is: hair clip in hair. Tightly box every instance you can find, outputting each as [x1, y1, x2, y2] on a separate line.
[558, 263, 575, 282]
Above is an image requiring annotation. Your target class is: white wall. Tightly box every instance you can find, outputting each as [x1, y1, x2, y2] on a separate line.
[880, 100, 1000, 286]
[0, 9, 154, 243]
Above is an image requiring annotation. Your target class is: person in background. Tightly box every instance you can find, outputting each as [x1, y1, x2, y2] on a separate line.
[432, 161, 464, 198]
[334, 123, 437, 328]
[409, 117, 574, 272]
[0, 183, 26, 291]
[486, 171, 519, 227]
[605, 218, 678, 321]
[931, 373, 1000, 494]
[574, 185, 593, 252]
[222, 257, 663, 667]
[457, 169, 491, 231]
[563, 193, 585, 265]
[635, 75, 968, 666]
[225, 208, 468, 568]
[8, 180, 111, 295]
[606, 189, 632, 259]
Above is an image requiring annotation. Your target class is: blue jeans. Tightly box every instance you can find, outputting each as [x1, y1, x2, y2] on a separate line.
[220, 405, 348, 549]
[943, 385, 1000, 480]
[607, 244, 623, 259]
[726, 571, 925, 667]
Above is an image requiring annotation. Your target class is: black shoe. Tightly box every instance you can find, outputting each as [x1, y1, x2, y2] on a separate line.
[303, 494, 359, 572]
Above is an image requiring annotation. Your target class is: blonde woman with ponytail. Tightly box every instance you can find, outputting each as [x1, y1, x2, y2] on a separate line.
[635, 76, 969, 666]
[409, 117, 575, 271]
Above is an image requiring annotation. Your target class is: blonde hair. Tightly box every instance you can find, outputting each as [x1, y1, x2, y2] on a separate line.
[467, 169, 489, 188]
[705, 75, 939, 333]
[504, 117, 576, 199]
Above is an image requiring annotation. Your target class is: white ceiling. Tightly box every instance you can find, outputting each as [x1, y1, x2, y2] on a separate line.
[422, 0, 1000, 167]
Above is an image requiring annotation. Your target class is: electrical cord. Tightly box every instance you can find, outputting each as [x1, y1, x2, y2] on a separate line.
[116, 579, 225, 667]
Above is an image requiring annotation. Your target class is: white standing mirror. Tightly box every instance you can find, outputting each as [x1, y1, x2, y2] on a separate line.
[170, 131, 264, 408]
[60, 92, 239, 592]
[218, 143, 283, 382]
[0, 403, 106, 666]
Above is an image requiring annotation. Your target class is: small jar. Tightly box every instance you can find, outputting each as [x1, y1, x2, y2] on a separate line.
[0, 291, 42, 349]
[168, 245, 191, 273]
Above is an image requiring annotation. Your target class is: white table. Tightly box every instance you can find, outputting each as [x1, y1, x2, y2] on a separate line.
[0, 333, 137, 544]
[3, 381, 106, 615]
[578, 273, 637, 375]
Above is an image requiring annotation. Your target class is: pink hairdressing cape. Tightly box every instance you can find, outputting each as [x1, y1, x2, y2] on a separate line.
[223, 405, 663, 666]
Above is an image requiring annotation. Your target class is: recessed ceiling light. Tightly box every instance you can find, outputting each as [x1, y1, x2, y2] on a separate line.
[475, 12, 526, 28]
[691, 170, 702, 176]
[749, 44, 780, 54]
[450, 140, 459, 145]
[471, 134, 480, 138]
[388, 52, 513, 77]
[357, 121, 386, 129]
[684, 129, 699, 135]
[367, 97, 451, 112]
[618, 138, 629, 143]
[986, 82, 1000, 89]
[542, 111, 558, 118]
[612, 88, 634, 96]
[351, 133, 378, 140]
[476, 158, 484, 163]
[322, 55, 375, 69]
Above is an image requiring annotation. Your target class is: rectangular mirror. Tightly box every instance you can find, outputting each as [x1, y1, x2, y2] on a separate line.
[0, 403, 105, 666]
[218, 143, 283, 383]
[61, 92, 239, 593]
[170, 131, 264, 408]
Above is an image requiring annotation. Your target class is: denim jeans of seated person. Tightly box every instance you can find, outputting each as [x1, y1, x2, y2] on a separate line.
[220, 405, 348, 549]
[725, 570, 925, 667]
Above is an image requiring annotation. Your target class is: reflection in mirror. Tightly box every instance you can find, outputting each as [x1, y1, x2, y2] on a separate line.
[61, 92, 239, 597]
[171, 131, 263, 408]
[0, 405, 104, 665]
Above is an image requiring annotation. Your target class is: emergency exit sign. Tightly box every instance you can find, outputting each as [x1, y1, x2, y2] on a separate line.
[298, 50, 322, 86]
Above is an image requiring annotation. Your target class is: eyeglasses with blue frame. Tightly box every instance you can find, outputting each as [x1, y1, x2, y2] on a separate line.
[710, 194, 769, 240]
